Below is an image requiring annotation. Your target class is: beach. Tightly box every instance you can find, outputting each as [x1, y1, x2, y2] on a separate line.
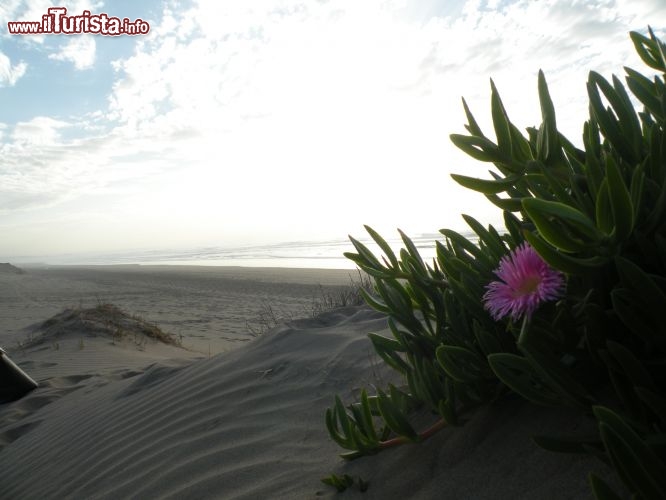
[0, 264, 617, 499]
[0, 265, 361, 355]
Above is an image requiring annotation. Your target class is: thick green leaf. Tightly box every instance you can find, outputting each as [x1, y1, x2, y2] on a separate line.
[524, 231, 608, 275]
[450, 134, 519, 170]
[605, 156, 635, 241]
[359, 389, 380, 443]
[509, 121, 535, 162]
[583, 119, 604, 198]
[625, 66, 663, 120]
[462, 97, 484, 137]
[439, 229, 487, 262]
[524, 208, 586, 252]
[321, 474, 354, 492]
[473, 321, 504, 356]
[629, 163, 646, 227]
[532, 435, 601, 454]
[610, 73, 642, 155]
[488, 353, 563, 406]
[364, 225, 399, 269]
[358, 288, 390, 315]
[348, 236, 383, 269]
[536, 70, 560, 164]
[635, 387, 666, 426]
[595, 406, 666, 499]
[398, 229, 427, 275]
[588, 71, 639, 164]
[450, 173, 522, 194]
[645, 173, 666, 232]
[588, 473, 625, 500]
[595, 179, 614, 235]
[326, 396, 354, 450]
[490, 79, 513, 156]
[611, 288, 662, 345]
[438, 398, 457, 426]
[376, 388, 419, 441]
[519, 342, 592, 409]
[409, 356, 448, 409]
[606, 341, 657, 393]
[503, 211, 523, 246]
[369, 331, 407, 352]
[630, 30, 666, 71]
[446, 275, 488, 319]
[615, 257, 666, 316]
[531, 161, 578, 207]
[523, 198, 599, 234]
[523, 198, 601, 252]
[485, 194, 524, 212]
[436, 345, 492, 383]
[462, 214, 507, 260]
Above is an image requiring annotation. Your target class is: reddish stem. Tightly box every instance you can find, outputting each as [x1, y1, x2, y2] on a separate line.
[378, 417, 448, 450]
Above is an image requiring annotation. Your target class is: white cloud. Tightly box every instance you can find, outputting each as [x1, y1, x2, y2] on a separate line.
[10, 116, 70, 145]
[106, 0, 665, 145]
[103, 0, 664, 210]
[48, 35, 96, 70]
[0, 0, 24, 24]
[0, 51, 27, 86]
[0, 113, 183, 227]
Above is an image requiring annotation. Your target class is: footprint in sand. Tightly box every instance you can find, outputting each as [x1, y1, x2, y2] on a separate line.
[0, 420, 42, 449]
[0, 373, 95, 450]
[41, 373, 94, 389]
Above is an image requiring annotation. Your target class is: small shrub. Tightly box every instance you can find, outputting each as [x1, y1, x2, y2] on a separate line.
[246, 271, 373, 336]
[29, 303, 182, 348]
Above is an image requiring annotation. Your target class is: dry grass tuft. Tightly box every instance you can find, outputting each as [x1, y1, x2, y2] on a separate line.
[246, 270, 374, 337]
[28, 303, 182, 348]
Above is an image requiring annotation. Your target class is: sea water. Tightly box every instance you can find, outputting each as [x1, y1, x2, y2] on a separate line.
[14, 233, 473, 269]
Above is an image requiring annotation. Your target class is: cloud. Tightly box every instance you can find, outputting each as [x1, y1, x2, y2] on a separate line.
[0, 117, 80, 211]
[0, 1, 24, 27]
[0, 112, 196, 219]
[0, 51, 27, 86]
[10, 116, 70, 145]
[48, 35, 96, 70]
[105, 0, 664, 148]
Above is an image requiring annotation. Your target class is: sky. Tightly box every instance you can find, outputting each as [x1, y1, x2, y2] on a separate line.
[0, 0, 664, 262]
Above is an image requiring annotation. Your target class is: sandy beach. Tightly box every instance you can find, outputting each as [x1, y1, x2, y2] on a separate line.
[0, 265, 361, 355]
[0, 265, 618, 499]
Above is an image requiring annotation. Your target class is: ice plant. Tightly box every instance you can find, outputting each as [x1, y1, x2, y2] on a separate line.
[483, 242, 564, 321]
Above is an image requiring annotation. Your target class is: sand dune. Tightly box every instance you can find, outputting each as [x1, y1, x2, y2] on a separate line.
[0, 263, 25, 275]
[0, 306, 388, 499]
[0, 267, 619, 499]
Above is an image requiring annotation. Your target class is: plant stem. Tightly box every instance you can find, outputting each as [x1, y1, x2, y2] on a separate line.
[517, 315, 531, 346]
[378, 418, 448, 450]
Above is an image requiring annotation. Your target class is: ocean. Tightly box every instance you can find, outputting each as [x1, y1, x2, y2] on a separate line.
[14, 232, 478, 269]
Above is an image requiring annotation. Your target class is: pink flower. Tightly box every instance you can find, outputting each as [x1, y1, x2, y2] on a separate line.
[483, 242, 564, 321]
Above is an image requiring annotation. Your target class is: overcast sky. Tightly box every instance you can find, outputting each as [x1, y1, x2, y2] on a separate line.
[0, 0, 664, 261]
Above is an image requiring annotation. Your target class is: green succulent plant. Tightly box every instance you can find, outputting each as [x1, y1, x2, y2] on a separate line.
[325, 27, 666, 499]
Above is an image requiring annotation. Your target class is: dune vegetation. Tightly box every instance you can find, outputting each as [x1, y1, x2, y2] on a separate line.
[326, 27, 666, 499]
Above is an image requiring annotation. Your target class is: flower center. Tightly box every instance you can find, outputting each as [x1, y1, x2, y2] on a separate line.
[515, 275, 541, 295]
